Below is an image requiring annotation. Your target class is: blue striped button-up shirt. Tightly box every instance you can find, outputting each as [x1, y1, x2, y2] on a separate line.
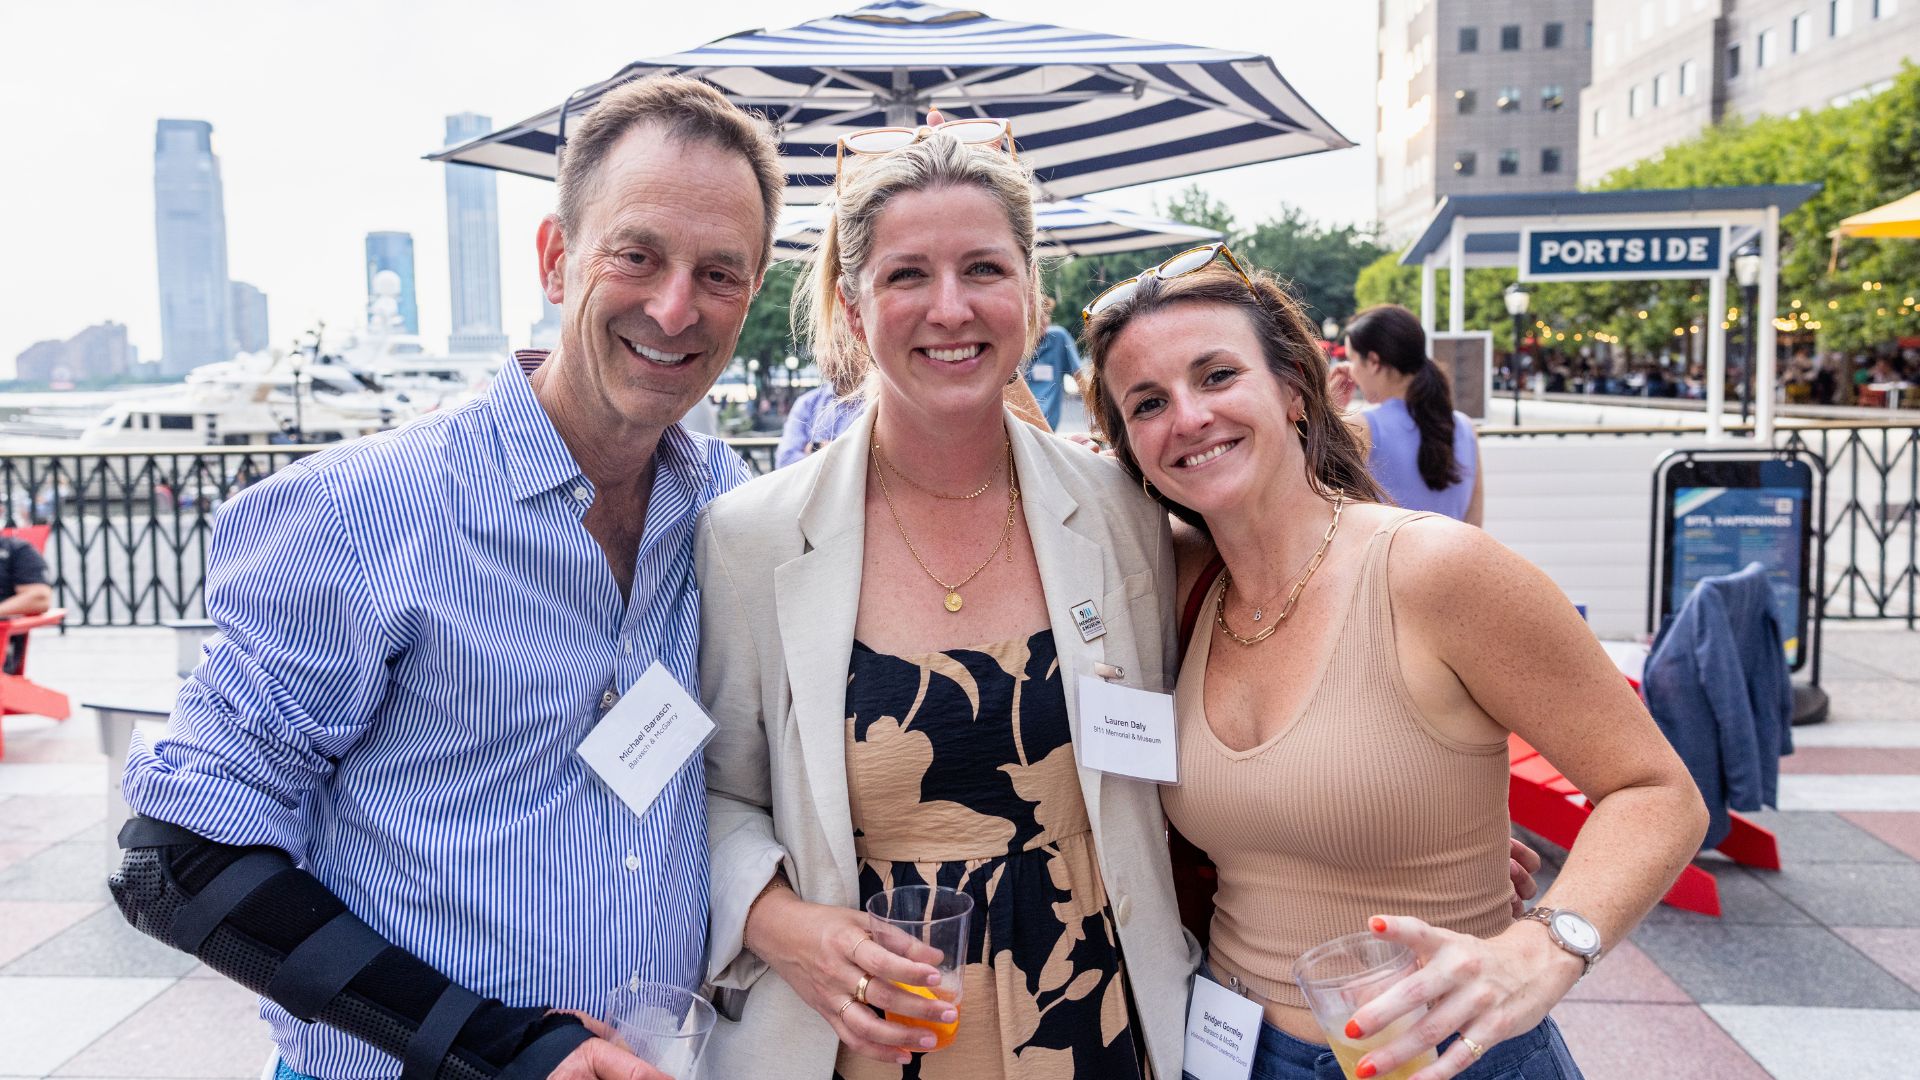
[124, 354, 751, 1078]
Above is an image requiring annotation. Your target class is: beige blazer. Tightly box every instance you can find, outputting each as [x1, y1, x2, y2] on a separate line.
[696, 406, 1198, 1079]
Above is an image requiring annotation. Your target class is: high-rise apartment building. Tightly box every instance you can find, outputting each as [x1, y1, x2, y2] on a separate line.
[1581, 0, 1917, 185]
[230, 281, 270, 354]
[530, 293, 562, 350]
[364, 231, 420, 334]
[154, 119, 234, 374]
[15, 322, 135, 385]
[1376, 0, 1594, 244]
[444, 113, 507, 354]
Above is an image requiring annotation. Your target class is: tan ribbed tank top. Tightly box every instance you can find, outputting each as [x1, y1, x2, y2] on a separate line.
[1159, 511, 1514, 1009]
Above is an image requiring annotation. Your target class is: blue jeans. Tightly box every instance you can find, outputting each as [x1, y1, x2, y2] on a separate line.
[1183, 969, 1583, 1080]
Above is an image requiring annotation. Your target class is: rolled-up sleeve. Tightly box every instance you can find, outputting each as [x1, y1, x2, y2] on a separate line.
[123, 463, 397, 862]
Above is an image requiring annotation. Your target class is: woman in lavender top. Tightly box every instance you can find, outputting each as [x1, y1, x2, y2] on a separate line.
[1339, 304, 1483, 525]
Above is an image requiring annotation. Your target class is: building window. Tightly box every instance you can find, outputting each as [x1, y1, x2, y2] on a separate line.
[1544, 22, 1565, 47]
[1587, 19, 1594, 47]
[1593, 107, 1609, 137]
[1653, 73, 1668, 106]
[1758, 28, 1778, 66]
[1680, 59, 1699, 96]
[1455, 88, 1477, 114]
[1500, 24, 1521, 49]
[1873, 0, 1898, 18]
[1728, 42, 1742, 77]
[1541, 85, 1566, 110]
[1454, 151, 1477, 176]
[1499, 149, 1520, 175]
[1831, 0, 1854, 34]
[1498, 85, 1522, 111]
[1792, 11, 1814, 50]
[1629, 84, 1643, 117]
[1542, 148, 1564, 174]
[1459, 26, 1479, 51]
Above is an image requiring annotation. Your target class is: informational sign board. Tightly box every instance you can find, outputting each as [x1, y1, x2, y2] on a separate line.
[1430, 332, 1492, 420]
[1522, 225, 1727, 281]
[1654, 454, 1815, 670]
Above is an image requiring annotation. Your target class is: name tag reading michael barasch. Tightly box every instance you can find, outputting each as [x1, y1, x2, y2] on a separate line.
[576, 661, 716, 820]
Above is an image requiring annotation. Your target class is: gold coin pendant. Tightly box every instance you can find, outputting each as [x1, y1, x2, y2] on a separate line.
[944, 591, 964, 613]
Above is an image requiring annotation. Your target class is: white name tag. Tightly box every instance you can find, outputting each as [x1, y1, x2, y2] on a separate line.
[576, 661, 716, 820]
[1076, 674, 1178, 783]
[1031, 363, 1056, 382]
[1185, 974, 1263, 1080]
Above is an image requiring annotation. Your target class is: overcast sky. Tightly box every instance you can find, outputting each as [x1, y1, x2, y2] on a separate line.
[0, 0, 1377, 371]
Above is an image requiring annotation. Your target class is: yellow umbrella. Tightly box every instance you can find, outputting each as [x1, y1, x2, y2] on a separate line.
[1830, 188, 1920, 270]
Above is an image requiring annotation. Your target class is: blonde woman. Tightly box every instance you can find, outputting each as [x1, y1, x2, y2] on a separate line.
[695, 122, 1194, 1079]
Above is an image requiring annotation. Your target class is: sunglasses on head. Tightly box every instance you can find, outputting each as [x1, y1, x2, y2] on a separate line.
[1081, 242, 1255, 321]
[834, 117, 1016, 189]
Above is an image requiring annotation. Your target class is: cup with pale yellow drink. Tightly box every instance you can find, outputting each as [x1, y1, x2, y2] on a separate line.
[865, 885, 973, 1052]
[1293, 932, 1439, 1080]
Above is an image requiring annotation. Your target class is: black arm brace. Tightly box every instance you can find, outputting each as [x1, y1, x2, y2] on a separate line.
[108, 816, 591, 1080]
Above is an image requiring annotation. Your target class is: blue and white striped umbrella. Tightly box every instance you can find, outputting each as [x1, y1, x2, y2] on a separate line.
[772, 196, 1223, 260]
[431, 1, 1353, 204]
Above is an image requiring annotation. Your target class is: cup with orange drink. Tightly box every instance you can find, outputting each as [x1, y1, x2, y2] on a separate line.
[864, 885, 973, 1052]
[1292, 932, 1439, 1080]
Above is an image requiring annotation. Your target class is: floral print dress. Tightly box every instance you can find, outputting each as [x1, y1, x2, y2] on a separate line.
[833, 629, 1144, 1080]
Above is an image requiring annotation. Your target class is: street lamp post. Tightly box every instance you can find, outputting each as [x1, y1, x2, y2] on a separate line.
[784, 354, 800, 408]
[1321, 316, 1340, 343]
[1504, 282, 1531, 426]
[1733, 247, 1763, 427]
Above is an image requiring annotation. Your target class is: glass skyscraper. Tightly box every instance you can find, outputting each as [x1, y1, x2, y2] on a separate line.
[444, 113, 507, 354]
[364, 231, 420, 334]
[229, 281, 270, 354]
[154, 119, 233, 375]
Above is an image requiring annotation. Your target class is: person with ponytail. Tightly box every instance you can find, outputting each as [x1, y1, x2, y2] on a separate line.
[1341, 304, 1484, 525]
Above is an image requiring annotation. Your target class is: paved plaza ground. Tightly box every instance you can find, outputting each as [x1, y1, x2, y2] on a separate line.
[0, 622, 1915, 1078]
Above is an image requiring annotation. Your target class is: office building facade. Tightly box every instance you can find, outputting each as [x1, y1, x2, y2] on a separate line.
[364, 231, 420, 334]
[230, 281, 269, 354]
[1581, 0, 1918, 185]
[154, 119, 234, 375]
[444, 113, 507, 354]
[1377, 0, 1594, 244]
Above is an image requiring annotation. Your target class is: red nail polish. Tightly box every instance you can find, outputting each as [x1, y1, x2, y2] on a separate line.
[1370, 916, 1387, 934]
[1345, 1020, 1365, 1040]
[1356, 1060, 1377, 1079]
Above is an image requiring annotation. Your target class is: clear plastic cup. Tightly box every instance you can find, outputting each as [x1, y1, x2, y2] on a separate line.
[604, 977, 716, 1079]
[865, 885, 973, 1052]
[1292, 932, 1438, 1080]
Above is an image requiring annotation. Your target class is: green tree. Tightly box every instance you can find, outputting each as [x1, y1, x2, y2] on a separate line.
[735, 261, 801, 366]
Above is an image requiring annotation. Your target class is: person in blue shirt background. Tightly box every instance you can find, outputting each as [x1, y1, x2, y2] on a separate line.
[1022, 296, 1083, 430]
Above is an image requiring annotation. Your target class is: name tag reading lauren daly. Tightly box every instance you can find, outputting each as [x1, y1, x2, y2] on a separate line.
[1076, 674, 1177, 784]
[1184, 974, 1261, 1080]
[576, 661, 716, 820]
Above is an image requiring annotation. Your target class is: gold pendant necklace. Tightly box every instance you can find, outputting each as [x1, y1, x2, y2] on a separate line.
[872, 438, 1020, 613]
[1215, 494, 1345, 646]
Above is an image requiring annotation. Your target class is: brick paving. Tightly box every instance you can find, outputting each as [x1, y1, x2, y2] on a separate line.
[0, 622, 1915, 1078]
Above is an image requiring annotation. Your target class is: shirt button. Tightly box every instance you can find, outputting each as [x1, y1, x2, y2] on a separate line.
[600, 689, 619, 709]
[623, 640, 634, 656]
[624, 853, 642, 872]
[1114, 894, 1133, 927]
[573, 486, 590, 502]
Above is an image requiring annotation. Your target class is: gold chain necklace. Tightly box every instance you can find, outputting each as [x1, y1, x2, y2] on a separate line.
[873, 439, 1001, 500]
[872, 439, 1020, 613]
[1215, 494, 1345, 647]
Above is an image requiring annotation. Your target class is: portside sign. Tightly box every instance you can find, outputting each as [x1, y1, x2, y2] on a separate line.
[1520, 225, 1727, 281]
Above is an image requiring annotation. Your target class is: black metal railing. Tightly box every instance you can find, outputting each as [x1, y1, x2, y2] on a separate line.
[8, 425, 1913, 626]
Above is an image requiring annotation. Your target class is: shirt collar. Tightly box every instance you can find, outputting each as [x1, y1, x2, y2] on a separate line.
[492, 349, 715, 502]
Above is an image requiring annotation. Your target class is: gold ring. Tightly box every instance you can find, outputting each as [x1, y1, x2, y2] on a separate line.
[837, 996, 859, 1017]
[854, 974, 873, 1005]
[847, 931, 872, 963]
[1458, 1034, 1487, 1060]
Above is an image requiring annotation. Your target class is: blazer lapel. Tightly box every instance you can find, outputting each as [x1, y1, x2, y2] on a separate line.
[1010, 419, 1108, 829]
[771, 410, 874, 903]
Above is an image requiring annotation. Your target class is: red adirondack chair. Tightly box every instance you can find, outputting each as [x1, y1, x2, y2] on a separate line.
[0, 525, 70, 759]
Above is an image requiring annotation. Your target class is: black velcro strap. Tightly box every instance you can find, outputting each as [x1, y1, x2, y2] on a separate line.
[401, 982, 485, 1080]
[117, 816, 206, 850]
[265, 909, 390, 1021]
[498, 1021, 593, 1080]
[168, 850, 288, 954]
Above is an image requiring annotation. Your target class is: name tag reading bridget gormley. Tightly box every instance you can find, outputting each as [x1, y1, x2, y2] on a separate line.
[576, 661, 716, 819]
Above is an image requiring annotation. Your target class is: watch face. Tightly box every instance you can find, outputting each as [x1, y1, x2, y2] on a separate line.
[1551, 911, 1602, 955]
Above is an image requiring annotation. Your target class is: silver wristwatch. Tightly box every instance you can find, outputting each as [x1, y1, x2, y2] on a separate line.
[1519, 906, 1602, 979]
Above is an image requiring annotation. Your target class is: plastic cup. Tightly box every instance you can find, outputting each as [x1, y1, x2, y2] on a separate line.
[864, 885, 973, 1052]
[604, 977, 716, 1079]
[1292, 932, 1438, 1080]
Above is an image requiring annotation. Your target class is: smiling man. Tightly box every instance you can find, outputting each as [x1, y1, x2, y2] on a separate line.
[110, 77, 782, 1080]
